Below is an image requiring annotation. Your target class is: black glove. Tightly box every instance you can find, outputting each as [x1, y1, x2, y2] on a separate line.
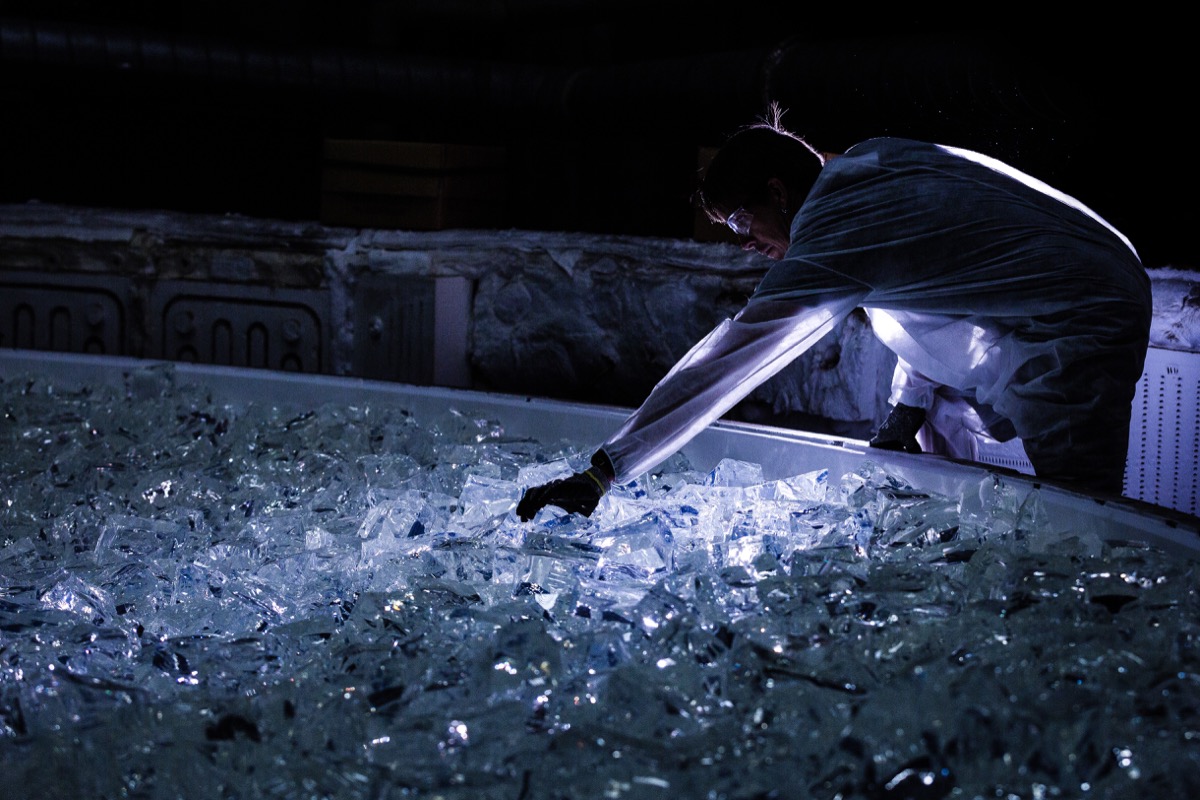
[516, 451, 615, 521]
[868, 403, 926, 454]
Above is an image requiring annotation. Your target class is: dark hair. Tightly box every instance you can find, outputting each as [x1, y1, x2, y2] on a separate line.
[696, 103, 824, 224]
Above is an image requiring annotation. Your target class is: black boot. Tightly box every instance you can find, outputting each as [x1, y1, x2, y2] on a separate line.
[869, 403, 926, 454]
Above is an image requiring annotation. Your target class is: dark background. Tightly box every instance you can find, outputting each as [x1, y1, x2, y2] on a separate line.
[0, 2, 1191, 268]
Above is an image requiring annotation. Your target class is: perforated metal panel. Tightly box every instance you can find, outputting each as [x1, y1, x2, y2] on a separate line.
[1125, 347, 1200, 515]
[974, 437, 1034, 475]
[971, 347, 1200, 516]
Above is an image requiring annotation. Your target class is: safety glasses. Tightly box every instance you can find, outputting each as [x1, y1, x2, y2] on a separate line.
[725, 207, 753, 237]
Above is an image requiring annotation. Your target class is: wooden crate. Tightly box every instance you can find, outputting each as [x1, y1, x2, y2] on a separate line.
[320, 140, 507, 231]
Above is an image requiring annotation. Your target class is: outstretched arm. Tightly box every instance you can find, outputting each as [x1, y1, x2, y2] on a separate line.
[516, 294, 859, 520]
[597, 293, 861, 483]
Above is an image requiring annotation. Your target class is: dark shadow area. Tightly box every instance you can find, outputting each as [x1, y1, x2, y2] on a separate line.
[0, 3, 1192, 267]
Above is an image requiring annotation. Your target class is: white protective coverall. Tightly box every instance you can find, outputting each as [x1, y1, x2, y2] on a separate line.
[598, 138, 1151, 495]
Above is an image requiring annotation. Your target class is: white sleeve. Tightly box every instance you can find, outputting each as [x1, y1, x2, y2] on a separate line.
[599, 294, 862, 483]
[888, 358, 938, 410]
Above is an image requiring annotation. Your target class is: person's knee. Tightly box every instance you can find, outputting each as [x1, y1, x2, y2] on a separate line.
[1023, 438, 1127, 496]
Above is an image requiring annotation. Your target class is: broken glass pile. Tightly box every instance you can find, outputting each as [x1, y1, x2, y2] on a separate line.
[1, 363, 1197, 799]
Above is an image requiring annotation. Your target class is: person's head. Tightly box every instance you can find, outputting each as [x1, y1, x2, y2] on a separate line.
[697, 102, 825, 260]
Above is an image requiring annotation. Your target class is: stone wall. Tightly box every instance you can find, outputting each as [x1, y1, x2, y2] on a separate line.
[2, 202, 1195, 441]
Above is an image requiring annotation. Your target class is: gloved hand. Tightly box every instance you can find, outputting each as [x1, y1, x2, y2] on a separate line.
[516, 451, 615, 521]
[868, 403, 926, 454]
